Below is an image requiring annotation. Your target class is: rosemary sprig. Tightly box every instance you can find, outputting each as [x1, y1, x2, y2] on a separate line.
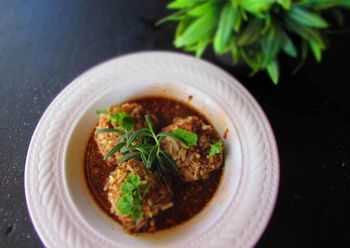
[96, 114, 198, 177]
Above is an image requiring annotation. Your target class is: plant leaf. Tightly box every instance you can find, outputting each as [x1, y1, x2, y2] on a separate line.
[277, 0, 291, 10]
[147, 145, 158, 169]
[292, 40, 309, 74]
[103, 141, 126, 160]
[231, 0, 242, 7]
[196, 39, 211, 57]
[126, 173, 141, 186]
[167, 0, 196, 9]
[118, 152, 141, 163]
[144, 114, 155, 134]
[209, 140, 224, 156]
[240, 47, 260, 73]
[300, 0, 347, 9]
[155, 156, 172, 192]
[110, 112, 134, 131]
[118, 194, 133, 215]
[284, 17, 326, 48]
[157, 11, 185, 25]
[287, 6, 329, 28]
[175, 16, 193, 38]
[261, 13, 272, 34]
[282, 33, 298, 57]
[156, 154, 166, 174]
[130, 205, 143, 220]
[188, 0, 217, 17]
[140, 152, 149, 168]
[233, 10, 242, 32]
[120, 146, 129, 155]
[118, 173, 144, 220]
[237, 19, 263, 46]
[126, 128, 152, 147]
[231, 41, 240, 63]
[309, 40, 323, 62]
[214, 2, 236, 54]
[117, 134, 126, 141]
[261, 24, 285, 66]
[121, 182, 134, 194]
[266, 60, 280, 84]
[240, 0, 273, 14]
[174, 128, 197, 147]
[157, 132, 188, 144]
[175, 10, 218, 47]
[341, 0, 350, 8]
[331, 8, 344, 26]
[133, 143, 153, 155]
[240, 8, 248, 20]
[160, 150, 178, 172]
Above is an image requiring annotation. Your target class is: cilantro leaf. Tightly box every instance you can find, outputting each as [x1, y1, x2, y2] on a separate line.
[96, 108, 109, 115]
[110, 112, 134, 131]
[173, 128, 198, 147]
[209, 140, 223, 157]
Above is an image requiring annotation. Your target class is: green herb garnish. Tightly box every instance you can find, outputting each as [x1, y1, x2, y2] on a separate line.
[97, 114, 194, 178]
[110, 112, 134, 131]
[173, 128, 198, 147]
[118, 173, 147, 220]
[160, 0, 350, 84]
[96, 108, 109, 115]
[209, 140, 223, 157]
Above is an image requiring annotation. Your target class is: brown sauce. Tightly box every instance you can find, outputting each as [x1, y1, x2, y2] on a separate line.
[85, 97, 223, 232]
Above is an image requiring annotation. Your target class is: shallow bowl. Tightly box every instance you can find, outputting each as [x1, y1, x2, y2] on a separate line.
[25, 51, 279, 248]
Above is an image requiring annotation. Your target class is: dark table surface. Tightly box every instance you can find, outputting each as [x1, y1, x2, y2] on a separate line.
[1, 1, 350, 247]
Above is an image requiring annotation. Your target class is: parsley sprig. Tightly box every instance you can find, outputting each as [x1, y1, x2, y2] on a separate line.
[110, 112, 134, 131]
[96, 113, 198, 178]
[173, 128, 197, 147]
[209, 140, 223, 157]
[118, 173, 148, 220]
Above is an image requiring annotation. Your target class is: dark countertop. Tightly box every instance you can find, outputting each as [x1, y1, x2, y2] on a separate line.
[1, 1, 349, 247]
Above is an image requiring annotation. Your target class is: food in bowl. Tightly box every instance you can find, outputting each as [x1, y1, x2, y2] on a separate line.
[85, 97, 225, 234]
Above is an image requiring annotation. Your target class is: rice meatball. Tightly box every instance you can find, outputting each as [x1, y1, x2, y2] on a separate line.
[94, 103, 146, 165]
[104, 159, 173, 233]
[161, 116, 224, 181]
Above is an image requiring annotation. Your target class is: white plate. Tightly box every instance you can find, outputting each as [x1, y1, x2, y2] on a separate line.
[25, 51, 279, 248]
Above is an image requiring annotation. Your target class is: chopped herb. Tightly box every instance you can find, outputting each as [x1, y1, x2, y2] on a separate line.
[117, 173, 146, 220]
[110, 112, 134, 131]
[173, 128, 197, 147]
[96, 108, 109, 115]
[209, 140, 223, 157]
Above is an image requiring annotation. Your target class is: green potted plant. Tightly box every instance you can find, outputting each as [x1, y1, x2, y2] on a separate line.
[160, 0, 350, 84]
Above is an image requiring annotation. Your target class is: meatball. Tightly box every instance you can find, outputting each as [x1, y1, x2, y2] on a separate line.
[95, 103, 146, 165]
[104, 159, 173, 233]
[161, 116, 224, 181]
